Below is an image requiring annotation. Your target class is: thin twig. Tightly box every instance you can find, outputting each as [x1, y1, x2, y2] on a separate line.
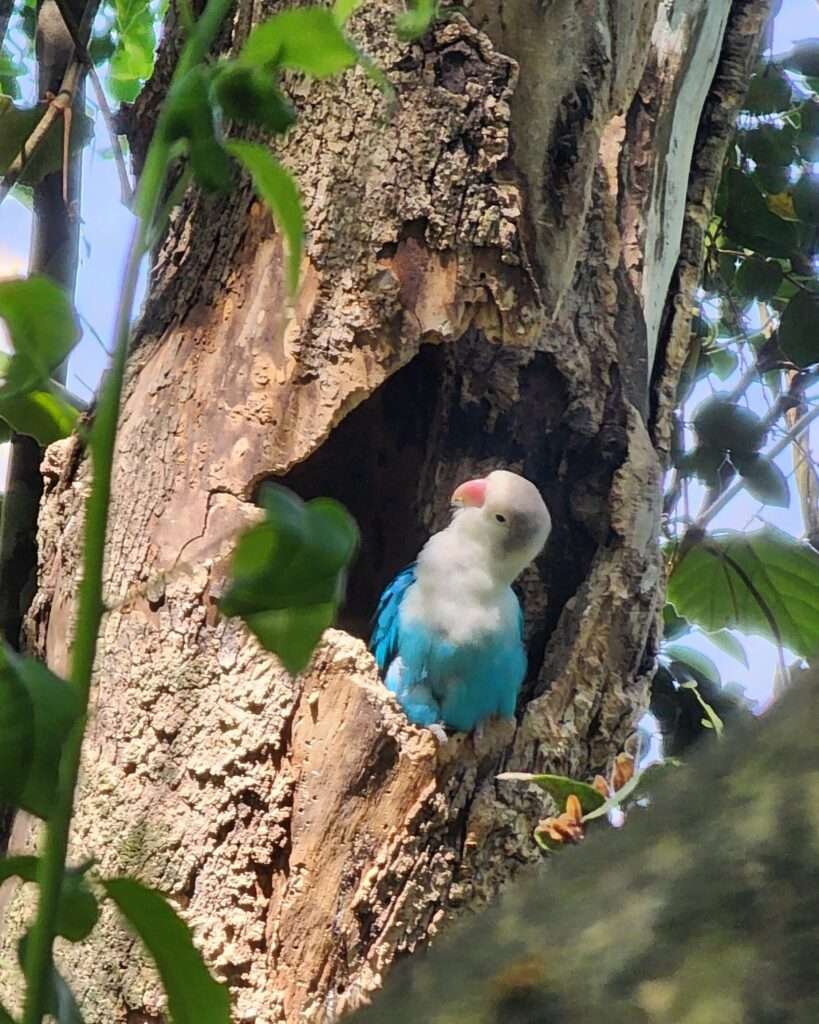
[0, 0, 99, 208]
[51, 0, 133, 205]
[0, 64, 82, 206]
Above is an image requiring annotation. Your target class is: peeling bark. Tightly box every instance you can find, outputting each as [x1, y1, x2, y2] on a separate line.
[0, 2, 771, 1022]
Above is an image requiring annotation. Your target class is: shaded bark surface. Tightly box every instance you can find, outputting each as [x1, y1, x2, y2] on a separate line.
[0, 1, 770, 1022]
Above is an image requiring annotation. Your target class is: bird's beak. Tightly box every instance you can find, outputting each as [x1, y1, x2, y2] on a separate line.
[451, 477, 487, 508]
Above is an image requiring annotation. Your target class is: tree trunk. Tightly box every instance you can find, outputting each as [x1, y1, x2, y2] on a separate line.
[0, 1, 770, 1021]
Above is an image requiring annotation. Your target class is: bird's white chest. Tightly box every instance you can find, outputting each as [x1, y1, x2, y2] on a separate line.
[400, 539, 519, 648]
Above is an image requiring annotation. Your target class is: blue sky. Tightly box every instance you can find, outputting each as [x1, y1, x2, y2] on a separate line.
[1, 0, 817, 709]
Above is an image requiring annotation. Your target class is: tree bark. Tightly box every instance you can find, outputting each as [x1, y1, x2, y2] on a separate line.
[0, 1, 771, 1021]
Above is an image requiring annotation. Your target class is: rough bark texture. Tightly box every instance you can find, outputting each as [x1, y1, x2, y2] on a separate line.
[350, 669, 819, 1024]
[0, 1, 771, 1022]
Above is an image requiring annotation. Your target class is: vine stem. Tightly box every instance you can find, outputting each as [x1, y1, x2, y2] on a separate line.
[21, 1, 234, 1020]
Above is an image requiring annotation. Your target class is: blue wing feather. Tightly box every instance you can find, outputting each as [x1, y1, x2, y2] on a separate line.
[370, 564, 416, 673]
[370, 566, 528, 732]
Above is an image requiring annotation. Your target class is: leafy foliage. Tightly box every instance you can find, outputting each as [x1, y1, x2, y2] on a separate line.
[220, 485, 359, 674]
[668, 528, 819, 658]
[108, 0, 159, 102]
[496, 773, 606, 816]
[0, 276, 80, 443]
[662, 37, 819, 757]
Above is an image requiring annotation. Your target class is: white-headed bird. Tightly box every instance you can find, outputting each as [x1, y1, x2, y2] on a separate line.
[370, 470, 551, 733]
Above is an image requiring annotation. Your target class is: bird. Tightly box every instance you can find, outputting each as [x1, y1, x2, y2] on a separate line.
[370, 470, 551, 735]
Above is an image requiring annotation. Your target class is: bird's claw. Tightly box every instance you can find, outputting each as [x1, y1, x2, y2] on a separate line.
[428, 723, 449, 746]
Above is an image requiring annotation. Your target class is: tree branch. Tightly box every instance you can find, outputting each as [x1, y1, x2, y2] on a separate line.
[51, 0, 133, 205]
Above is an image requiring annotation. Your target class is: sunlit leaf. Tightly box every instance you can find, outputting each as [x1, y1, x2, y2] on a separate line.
[103, 878, 231, 1024]
[241, 8, 358, 76]
[0, 276, 80, 396]
[0, 387, 79, 445]
[109, 0, 158, 102]
[496, 773, 606, 815]
[701, 629, 749, 668]
[396, 0, 438, 39]
[668, 527, 819, 657]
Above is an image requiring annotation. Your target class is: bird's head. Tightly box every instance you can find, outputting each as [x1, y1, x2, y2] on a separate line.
[450, 469, 551, 583]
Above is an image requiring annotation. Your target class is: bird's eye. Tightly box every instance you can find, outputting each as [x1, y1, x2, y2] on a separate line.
[495, 513, 507, 524]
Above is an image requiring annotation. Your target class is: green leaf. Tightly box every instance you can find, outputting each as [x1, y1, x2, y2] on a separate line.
[778, 290, 819, 367]
[734, 257, 782, 301]
[241, 8, 358, 77]
[0, 276, 80, 396]
[0, 96, 94, 187]
[668, 527, 819, 658]
[0, 857, 98, 942]
[0, 649, 81, 818]
[0, 1000, 13, 1024]
[495, 772, 606, 815]
[707, 347, 739, 380]
[700, 629, 749, 668]
[664, 644, 721, 686]
[722, 169, 799, 258]
[743, 67, 792, 113]
[693, 395, 765, 455]
[0, 387, 79, 445]
[582, 759, 683, 822]
[333, 0, 364, 23]
[662, 603, 690, 641]
[781, 38, 819, 78]
[793, 173, 819, 225]
[220, 484, 358, 674]
[103, 878, 230, 1024]
[732, 453, 790, 507]
[163, 67, 232, 194]
[109, 0, 158, 102]
[89, 33, 117, 65]
[396, 0, 438, 40]
[225, 141, 303, 295]
[676, 445, 725, 487]
[245, 602, 337, 676]
[213, 63, 296, 135]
